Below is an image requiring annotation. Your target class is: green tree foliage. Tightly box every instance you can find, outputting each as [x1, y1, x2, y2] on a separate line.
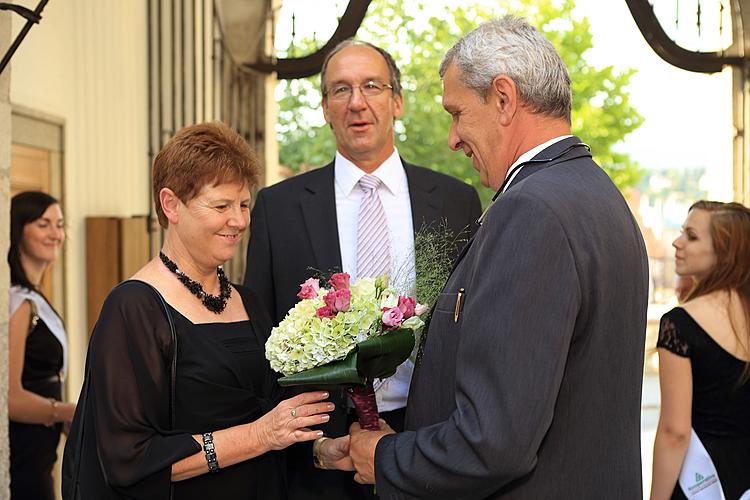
[277, 0, 644, 204]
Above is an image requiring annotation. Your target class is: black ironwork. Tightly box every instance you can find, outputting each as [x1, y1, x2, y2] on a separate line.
[625, 0, 745, 73]
[0, 0, 49, 75]
[246, 0, 371, 79]
[290, 12, 296, 57]
[697, 0, 702, 37]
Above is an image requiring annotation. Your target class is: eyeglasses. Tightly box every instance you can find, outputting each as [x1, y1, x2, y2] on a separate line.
[324, 81, 394, 101]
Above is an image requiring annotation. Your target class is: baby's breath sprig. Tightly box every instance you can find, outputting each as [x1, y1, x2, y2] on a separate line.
[413, 220, 470, 314]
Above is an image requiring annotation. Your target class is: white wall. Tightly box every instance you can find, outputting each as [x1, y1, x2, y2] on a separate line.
[11, 0, 150, 395]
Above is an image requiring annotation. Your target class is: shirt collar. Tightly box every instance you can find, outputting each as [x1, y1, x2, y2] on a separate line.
[334, 148, 404, 196]
[477, 134, 574, 226]
[504, 135, 573, 181]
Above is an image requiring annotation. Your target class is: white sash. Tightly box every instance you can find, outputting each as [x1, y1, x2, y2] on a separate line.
[9, 285, 68, 378]
[679, 429, 725, 499]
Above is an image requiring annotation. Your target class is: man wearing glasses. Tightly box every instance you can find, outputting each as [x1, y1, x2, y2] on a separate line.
[244, 40, 481, 500]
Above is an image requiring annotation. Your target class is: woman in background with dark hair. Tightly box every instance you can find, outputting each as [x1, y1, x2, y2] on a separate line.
[651, 200, 750, 499]
[8, 191, 75, 499]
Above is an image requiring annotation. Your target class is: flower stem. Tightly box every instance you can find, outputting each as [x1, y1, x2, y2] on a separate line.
[346, 381, 380, 430]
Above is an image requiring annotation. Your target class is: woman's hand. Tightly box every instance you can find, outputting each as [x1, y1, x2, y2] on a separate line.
[173, 392, 334, 482]
[59, 401, 76, 421]
[253, 391, 334, 452]
[59, 402, 76, 435]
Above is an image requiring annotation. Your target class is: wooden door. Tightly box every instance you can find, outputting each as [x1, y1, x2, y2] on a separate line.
[10, 144, 55, 301]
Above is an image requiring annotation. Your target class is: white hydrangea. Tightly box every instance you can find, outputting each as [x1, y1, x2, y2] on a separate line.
[265, 279, 391, 376]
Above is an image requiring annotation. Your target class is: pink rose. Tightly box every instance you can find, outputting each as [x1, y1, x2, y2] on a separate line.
[324, 289, 351, 313]
[297, 278, 320, 300]
[328, 272, 350, 291]
[381, 307, 404, 328]
[334, 290, 351, 312]
[414, 303, 429, 316]
[316, 306, 335, 319]
[397, 296, 416, 319]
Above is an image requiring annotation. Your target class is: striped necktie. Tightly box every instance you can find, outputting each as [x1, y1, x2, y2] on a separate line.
[357, 174, 391, 392]
[356, 174, 390, 279]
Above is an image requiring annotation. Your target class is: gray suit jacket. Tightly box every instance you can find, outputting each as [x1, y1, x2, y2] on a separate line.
[374, 137, 649, 499]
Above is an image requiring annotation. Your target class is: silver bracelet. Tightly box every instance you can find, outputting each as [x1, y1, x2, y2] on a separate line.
[202, 432, 220, 473]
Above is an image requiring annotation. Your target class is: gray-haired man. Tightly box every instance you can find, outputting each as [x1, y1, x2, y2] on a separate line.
[344, 16, 648, 499]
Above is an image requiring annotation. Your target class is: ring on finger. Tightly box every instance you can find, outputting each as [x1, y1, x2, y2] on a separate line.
[291, 407, 297, 418]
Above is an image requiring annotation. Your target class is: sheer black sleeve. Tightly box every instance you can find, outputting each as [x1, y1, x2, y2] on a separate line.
[656, 309, 691, 357]
[88, 281, 201, 490]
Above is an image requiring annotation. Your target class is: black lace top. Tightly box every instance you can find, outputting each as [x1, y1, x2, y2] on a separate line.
[657, 307, 750, 437]
[657, 307, 750, 499]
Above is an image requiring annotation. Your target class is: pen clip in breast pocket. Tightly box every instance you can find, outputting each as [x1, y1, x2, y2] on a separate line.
[434, 287, 466, 323]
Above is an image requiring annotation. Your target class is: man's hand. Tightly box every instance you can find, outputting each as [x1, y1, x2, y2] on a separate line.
[349, 419, 395, 484]
[319, 435, 355, 471]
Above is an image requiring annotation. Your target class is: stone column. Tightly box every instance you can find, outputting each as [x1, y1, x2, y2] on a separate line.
[0, 9, 12, 500]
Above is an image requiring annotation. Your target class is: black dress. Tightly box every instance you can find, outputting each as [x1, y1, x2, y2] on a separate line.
[62, 280, 286, 499]
[10, 315, 63, 500]
[658, 307, 750, 500]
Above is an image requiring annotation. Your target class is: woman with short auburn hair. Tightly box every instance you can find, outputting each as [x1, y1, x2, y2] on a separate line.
[63, 122, 343, 499]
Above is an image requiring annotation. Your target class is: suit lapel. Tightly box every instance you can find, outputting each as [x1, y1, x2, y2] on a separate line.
[447, 137, 590, 278]
[404, 161, 441, 234]
[414, 138, 592, 383]
[506, 136, 591, 190]
[299, 163, 343, 274]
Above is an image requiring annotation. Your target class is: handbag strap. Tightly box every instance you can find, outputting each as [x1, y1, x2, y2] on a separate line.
[67, 280, 178, 498]
[127, 280, 178, 429]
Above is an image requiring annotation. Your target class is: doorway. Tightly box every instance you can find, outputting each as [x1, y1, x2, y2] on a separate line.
[9, 106, 64, 312]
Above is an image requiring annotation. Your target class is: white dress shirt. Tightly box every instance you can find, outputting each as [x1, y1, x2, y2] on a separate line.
[334, 148, 416, 411]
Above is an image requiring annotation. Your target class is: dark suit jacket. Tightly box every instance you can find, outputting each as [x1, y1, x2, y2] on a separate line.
[244, 159, 482, 500]
[374, 137, 649, 499]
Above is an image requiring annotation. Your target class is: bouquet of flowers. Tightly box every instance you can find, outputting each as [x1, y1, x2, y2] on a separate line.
[265, 272, 427, 430]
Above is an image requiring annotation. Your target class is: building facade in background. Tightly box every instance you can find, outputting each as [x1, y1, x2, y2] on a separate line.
[6, 0, 279, 410]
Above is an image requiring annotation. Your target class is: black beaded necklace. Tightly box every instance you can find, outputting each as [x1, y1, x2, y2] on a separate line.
[159, 252, 231, 314]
